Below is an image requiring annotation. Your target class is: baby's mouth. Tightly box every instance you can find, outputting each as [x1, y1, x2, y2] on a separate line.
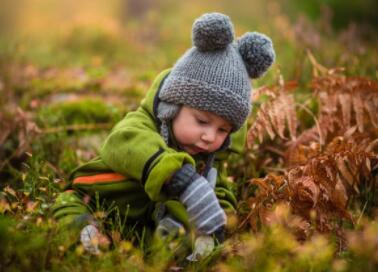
[179, 144, 208, 155]
[189, 145, 208, 154]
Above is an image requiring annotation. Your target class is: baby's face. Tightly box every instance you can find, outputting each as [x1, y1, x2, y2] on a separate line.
[172, 106, 232, 155]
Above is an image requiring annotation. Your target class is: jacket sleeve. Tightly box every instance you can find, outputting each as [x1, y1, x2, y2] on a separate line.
[100, 106, 195, 202]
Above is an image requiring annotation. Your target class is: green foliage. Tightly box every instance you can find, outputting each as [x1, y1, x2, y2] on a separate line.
[224, 227, 335, 272]
[0, 215, 53, 271]
[0, 0, 377, 271]
[287, 0, 378, 30]
[37, 98, 122, 128]
[0, 215, 147, 271]
[62, 28, 120, 58]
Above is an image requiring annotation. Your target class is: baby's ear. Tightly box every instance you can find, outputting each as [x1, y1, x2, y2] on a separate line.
[237, 32, 275, 79]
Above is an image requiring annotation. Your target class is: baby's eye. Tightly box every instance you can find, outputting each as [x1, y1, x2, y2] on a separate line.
[196, 118, 208, 125]
[219, 128, 229, 133]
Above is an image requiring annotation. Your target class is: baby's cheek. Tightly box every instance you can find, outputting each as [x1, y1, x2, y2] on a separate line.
[209, 140, 220, 151]
[174, 128, 193, 145]
[213, 135, 228, 150]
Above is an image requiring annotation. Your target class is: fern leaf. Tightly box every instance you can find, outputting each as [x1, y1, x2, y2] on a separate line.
[260, 104, 276, 140]
[335, 155, 359, 194]
[273, 97, 287, 139]
[338, 93, 352, 127]
[352, 93, 365, 133]
[364, 98, 378, 128]
[285, 94, 298, 140]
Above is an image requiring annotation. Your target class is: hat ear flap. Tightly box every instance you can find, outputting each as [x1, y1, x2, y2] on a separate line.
[156, 101, 180, 145]
[237, 32, 275, 79]
[157, 101, 180, 121]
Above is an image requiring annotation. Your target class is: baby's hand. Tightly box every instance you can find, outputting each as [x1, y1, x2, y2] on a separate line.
[80, 224, 110, 254]
[165, 164, 226, 235]
[205, 167, 217, 189]
[186, 235, 215, 261]
[178, 165, 226, 234]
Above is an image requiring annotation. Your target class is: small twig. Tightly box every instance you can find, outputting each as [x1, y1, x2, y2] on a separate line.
[295, 102, 324, 145]
[306, 49, 329, 77]
[262, 166, 286, 174]
[0, 150, 20, 172]
[356, 200, 368, 226]
[238, 209, 254, 230]
[264, 146, 285, 157]
[45, 161, 65, 177]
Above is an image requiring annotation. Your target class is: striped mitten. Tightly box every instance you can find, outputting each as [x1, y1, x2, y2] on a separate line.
[165, 164, 226, 235]
[156, 214, 185, 238]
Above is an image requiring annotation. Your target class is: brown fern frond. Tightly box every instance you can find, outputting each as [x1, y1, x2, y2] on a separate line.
[364, 98, 378, 128]
[283, 94, 298, 140]
[352, 93, 365, 133]
[284, 74, 378, 168]
[243, 58, 378, 248]
[242, 174, 290, 231]
[338, 93, 352, 126]
[244, 133, 378, 243]
[0, 107, 41, 171]
[312, 75, 378, 138]
[247, 81, 299, 147]
[307, 52, 378, 138]
[260, 103, 276, 140]
[284, 140, 321, 167]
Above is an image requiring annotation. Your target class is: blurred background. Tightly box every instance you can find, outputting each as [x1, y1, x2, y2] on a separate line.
[0, 0, 377, 79]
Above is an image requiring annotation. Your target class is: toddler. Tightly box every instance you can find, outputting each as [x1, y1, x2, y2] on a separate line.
[52, 12, 275, 259]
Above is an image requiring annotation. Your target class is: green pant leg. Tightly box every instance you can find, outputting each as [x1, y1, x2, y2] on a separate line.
[51, 190, 92, 229]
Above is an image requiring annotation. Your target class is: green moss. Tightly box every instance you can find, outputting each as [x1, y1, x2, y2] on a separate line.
[37, 98, 123, 128]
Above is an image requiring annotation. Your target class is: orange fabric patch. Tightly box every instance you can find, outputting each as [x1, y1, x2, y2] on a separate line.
[73, 173, 126, 185]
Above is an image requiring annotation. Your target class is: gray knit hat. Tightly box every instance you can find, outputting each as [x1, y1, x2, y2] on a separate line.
[158, 12, 275, 132]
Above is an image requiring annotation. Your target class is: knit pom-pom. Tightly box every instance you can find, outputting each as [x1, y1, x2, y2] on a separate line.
[237, 32, 275, 79]
[192, 13, 234, 51]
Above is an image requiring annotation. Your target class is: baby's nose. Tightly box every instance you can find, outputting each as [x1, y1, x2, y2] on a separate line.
[201, 128, 216, 143]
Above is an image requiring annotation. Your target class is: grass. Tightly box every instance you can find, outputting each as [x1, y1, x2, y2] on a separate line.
[0, 0, 377, 271]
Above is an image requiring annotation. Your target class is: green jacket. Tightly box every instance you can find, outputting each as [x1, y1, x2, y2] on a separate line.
[52, 69, 247, 229]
